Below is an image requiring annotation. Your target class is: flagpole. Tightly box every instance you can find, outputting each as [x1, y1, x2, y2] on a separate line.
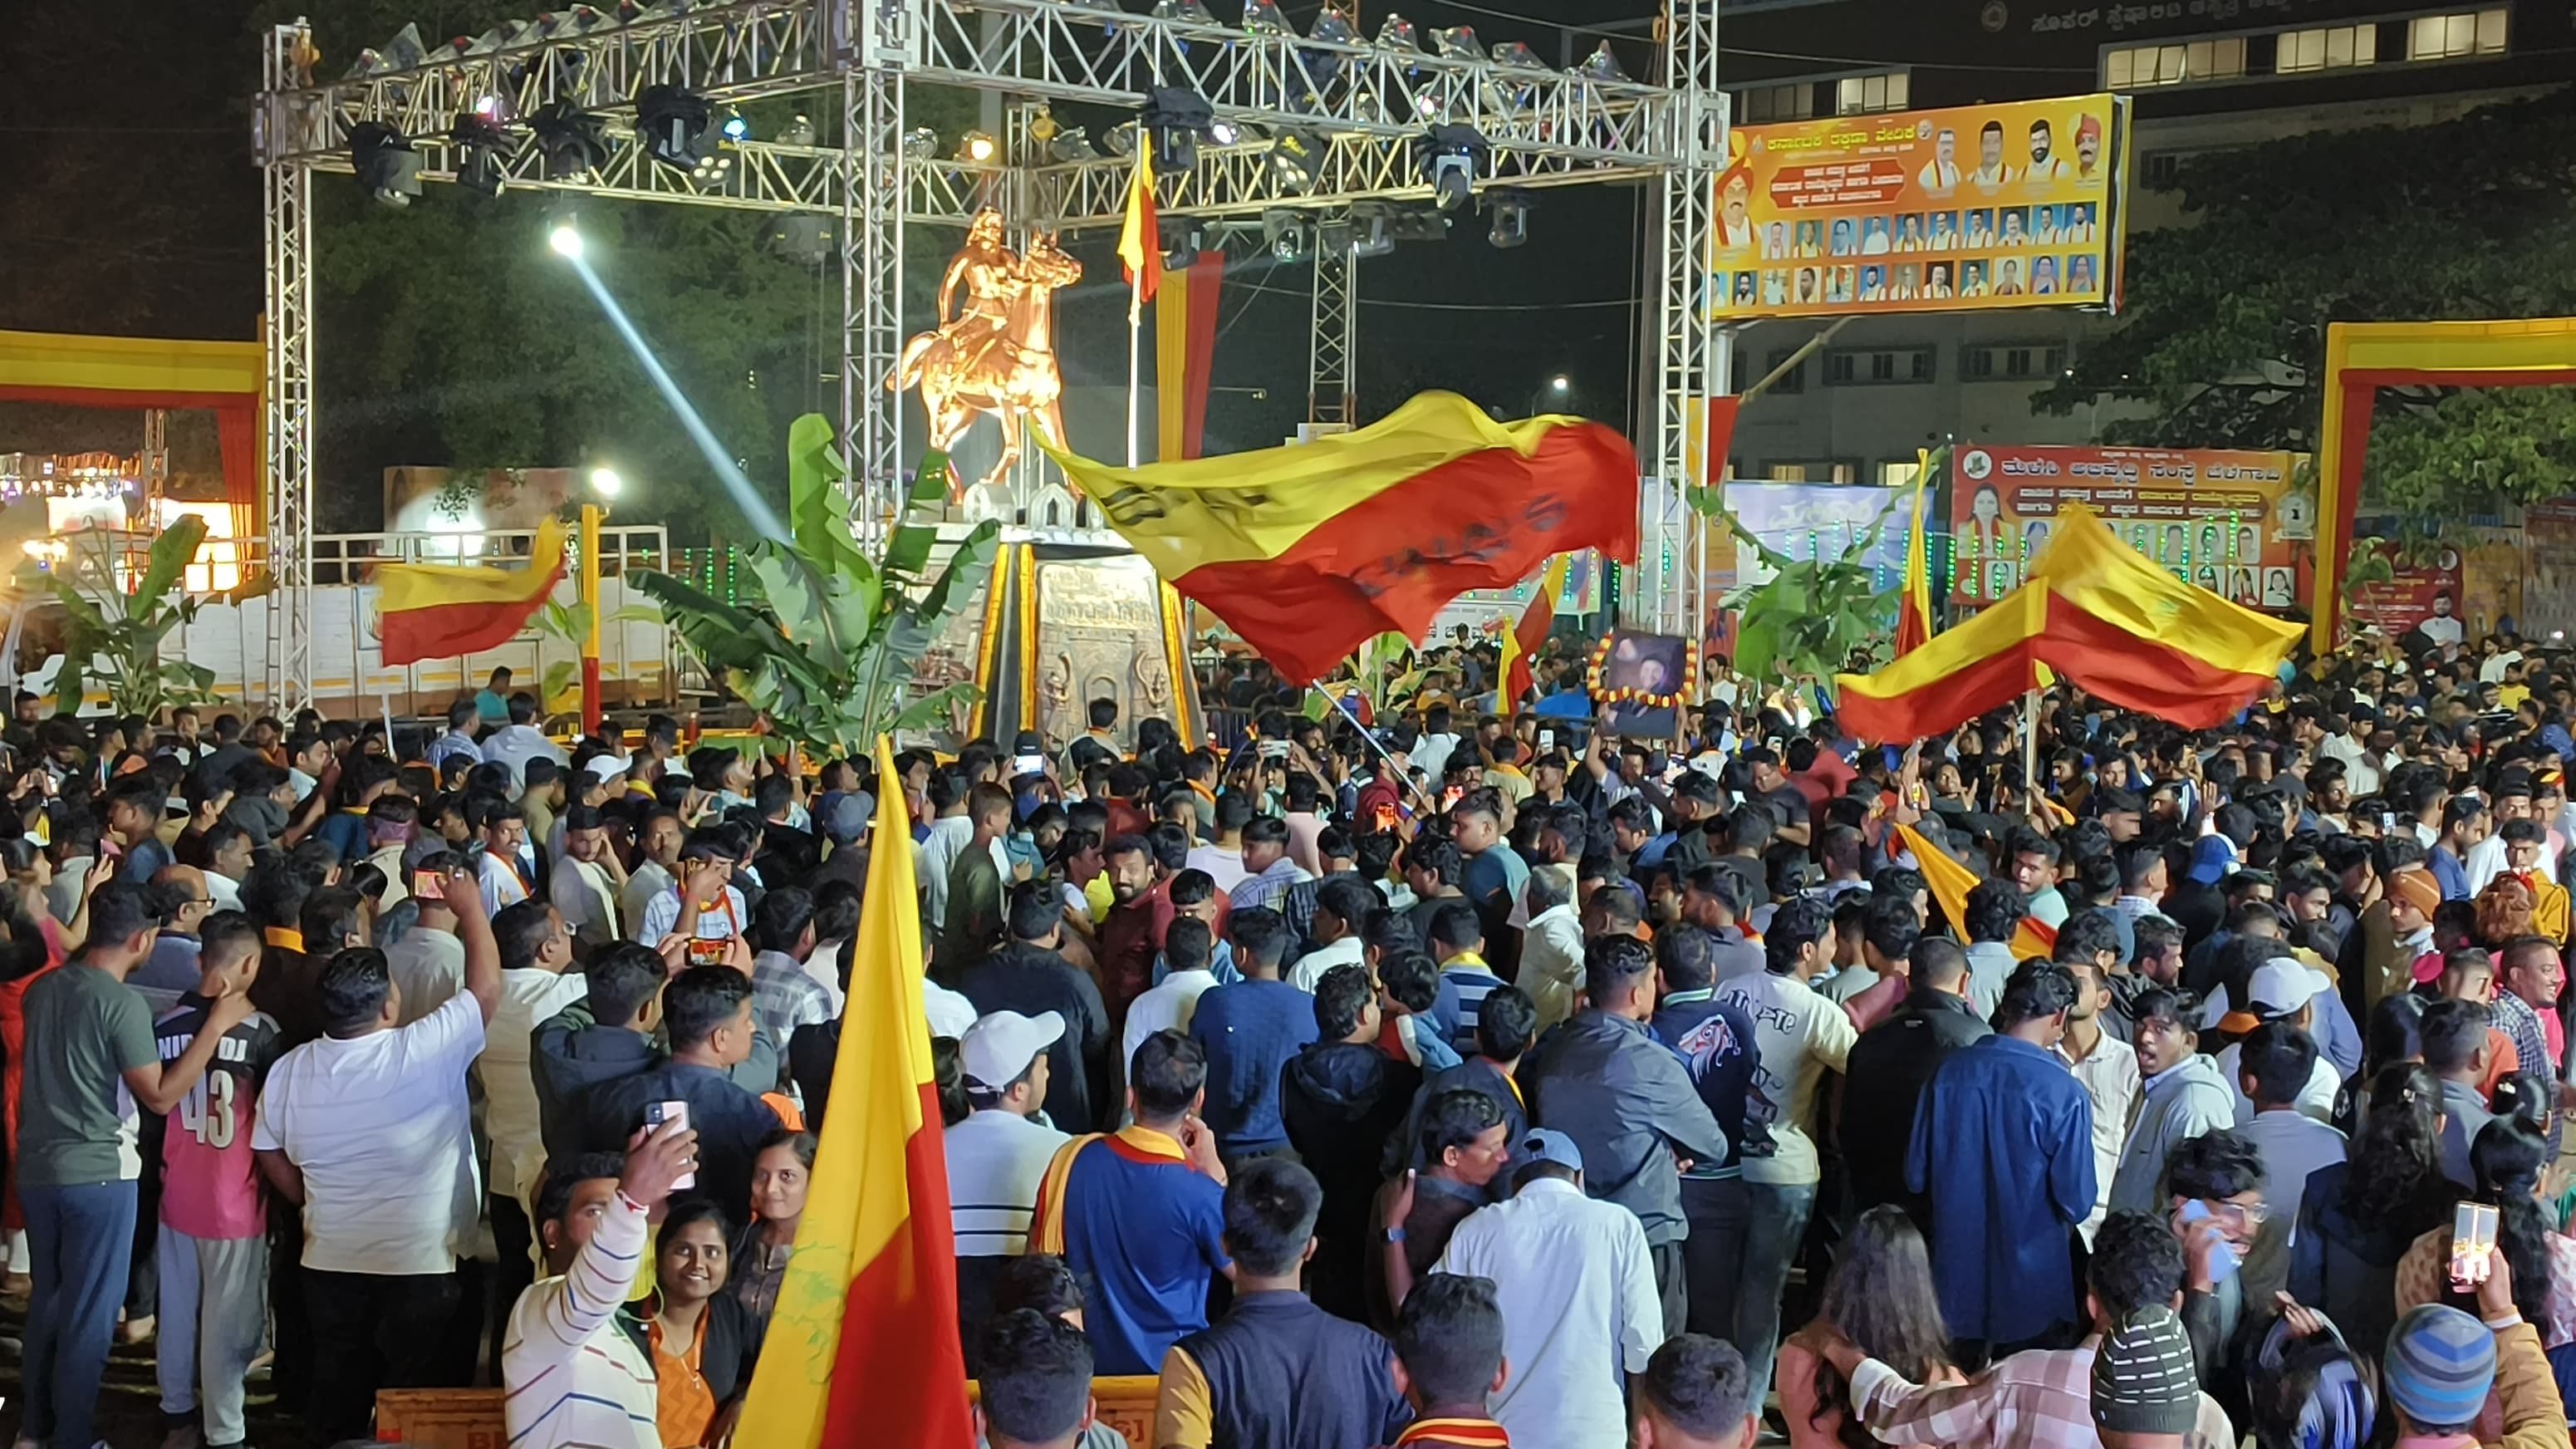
[1126, 277, 1141, 468]
[2021, 685, 2041, 805]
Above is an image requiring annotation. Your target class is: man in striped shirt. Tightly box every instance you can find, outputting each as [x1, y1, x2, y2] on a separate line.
[501, 1118, 699, 1449]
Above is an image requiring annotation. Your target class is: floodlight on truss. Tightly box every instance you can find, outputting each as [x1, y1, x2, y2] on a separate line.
[1310, 6, 1357, 44]
[777, 114, 817, 146]
[720, 110, 750, 142]
[768, 214, 833, 265]
[1344, 205, 1389, 258]
[1420, 124, 1490, 212]
[1268, 129, 1329, 194]
[1318, 214, 1357, 258]
[1486, 188, 1534, 248]
[1489, 42, 1544, 71]
[1161, 217, 1205, 268]
[1575, 40, 1632, 82]
[530, 101, 611, 182]
[1244, 0, 1295, 36]
[1376, 14, 1424, 52]
[959, 130, 999, 162]
[636, 85, 729, 178]
[904, 127, 940, 160]
[1391, 209, 1450, 243]
[1143, 89, 1217, 174]
[349, 123, 422, 207]
[1103, 121, 1140, 158]
[449, 112, 513, 197]
[345, 22, 427, 78]
[1432, 26, 1484, 61]
[1263, 209, 1308, 263]
[1151, 0, 1219, 22]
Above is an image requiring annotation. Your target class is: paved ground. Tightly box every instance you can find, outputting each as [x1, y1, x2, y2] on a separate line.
[0, 1298, 323, 1449]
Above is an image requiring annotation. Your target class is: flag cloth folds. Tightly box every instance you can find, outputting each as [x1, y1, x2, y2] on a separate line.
[1117, 132, 1160, 311]
[1835, 503, 2302, 743]
[1894, 454, 1934, 657]
[1499, 555, 1570, 709]
[1044, 390, 1640, 684]
[733, 738, 972, 1449]
[1155, 252, 1226, 462]
[1897, 821, 2056, 959]
[373, 517, 571, 667]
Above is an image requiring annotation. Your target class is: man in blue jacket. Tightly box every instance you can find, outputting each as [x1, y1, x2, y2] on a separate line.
[1651, 925, 1766, 1343]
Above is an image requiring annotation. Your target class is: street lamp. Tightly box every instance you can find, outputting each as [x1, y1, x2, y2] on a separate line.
[1528, 374, 1573, 417]
[588, 466, 624, 499]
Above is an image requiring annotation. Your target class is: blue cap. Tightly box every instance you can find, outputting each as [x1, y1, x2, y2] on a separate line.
[2185, 834, 2238, 886]
[2382, 1304, 2495, 1428]
[1520, 1129, 1583, 1173]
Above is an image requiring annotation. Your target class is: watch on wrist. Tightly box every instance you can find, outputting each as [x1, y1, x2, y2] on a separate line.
[1381, 1226, 1406, 1245]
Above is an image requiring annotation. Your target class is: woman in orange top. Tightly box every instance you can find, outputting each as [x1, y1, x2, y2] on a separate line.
[1775, 1206, 1963, 1449]
[627, 1200, 754, 1447]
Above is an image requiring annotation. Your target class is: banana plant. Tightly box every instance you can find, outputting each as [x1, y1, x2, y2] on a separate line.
[36, 516, 273, 717]
[1693, 487, 1901, 690]
[630, 414, 998, 755]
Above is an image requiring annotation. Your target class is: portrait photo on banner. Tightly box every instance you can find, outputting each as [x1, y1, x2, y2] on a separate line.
[1591, 631, 1695, 739]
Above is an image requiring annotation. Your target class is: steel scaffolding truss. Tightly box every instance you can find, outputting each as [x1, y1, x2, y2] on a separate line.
[1308, 222, 1357, 427]
[1647, 0, 1724, 639]
[257, 0, 1717, 702]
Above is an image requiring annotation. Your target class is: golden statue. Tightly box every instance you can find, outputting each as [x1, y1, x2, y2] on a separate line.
[894, 209, 1082, 504]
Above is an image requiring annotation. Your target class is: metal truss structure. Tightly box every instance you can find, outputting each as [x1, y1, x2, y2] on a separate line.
[257, 0, 1719, 705]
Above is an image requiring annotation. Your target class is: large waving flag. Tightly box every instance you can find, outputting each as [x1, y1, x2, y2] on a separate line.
[1045, 391, 1637, 683]
[1894, 454, 1934, 658]
[372, 517, 570, 667]
[1899, 821, 2056, 959]
[1499, 554, 1570, 709]
[734, 739, 972, 1448]
[1836, 503, 2301, 742]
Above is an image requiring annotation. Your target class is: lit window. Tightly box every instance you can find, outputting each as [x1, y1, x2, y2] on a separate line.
[2407, 7, 2507, 59]
[2278, 22, 2377, 71]
[1835, 71, 1910, 115]
[2105, 37, 2245, 87]
[1878, 460, 1922, 487]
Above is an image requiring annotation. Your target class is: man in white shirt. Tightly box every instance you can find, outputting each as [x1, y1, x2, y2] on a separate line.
[1287, 878, 1373, 993]
[548, 803, 627, 954]
[2053, 953, 2139, 1243]
[637, 837, 751, 946]
[1124, 917, 1223, 1081]
[2232, 1020, 2347, 1233]
[478, 901, 591, 1358]
[947, 1011, 1074, 1330]
[1514, 865, 1588, 1031]
[251, 870, 501, 1445]
[476, 803, 534, 914]
[478, 692, 567, 792]
[618, 805, 684, 943]
[2216, 960, 2344, 1125]
[1184, 793, 1253, 896]
[2468, 795, 2559, 895]
[502, 1124, 696, 1449]
[2316, 709, 2387, 798]
[384, 852, 469, 1027]
[1432, 1129, 1661, 1447]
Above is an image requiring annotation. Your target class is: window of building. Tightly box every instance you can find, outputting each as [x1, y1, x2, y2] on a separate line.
[1764, 461, 1860, 484]
[1764, 348, 1807, 395]
[2277, 22, 2378, 71]
[1734, 82, 1816, 124]
[2104, 36, 2247, 87]
[1826, 347, 1936, 386]
[1877, 459, 1923, 488]
[2407, 7, 2507, 59]
[1964, 345, 2067, 381]
[1835, 71, 1911, 115]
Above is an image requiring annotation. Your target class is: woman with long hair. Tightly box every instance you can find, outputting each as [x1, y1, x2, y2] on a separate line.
[2290, 1063, 2456, 1361]
[2336, 993, 2424, 1134]
[732, 1129, 815, 1350]
[1775, 1206, 1959, 1448]
[2395, 1117, 2576, 1367]
[0, 839, 68, 1298]
[626, 1199, 754, 1448]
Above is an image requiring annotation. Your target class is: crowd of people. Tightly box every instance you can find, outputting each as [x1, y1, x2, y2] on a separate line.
[7, 623, 2576, 1449]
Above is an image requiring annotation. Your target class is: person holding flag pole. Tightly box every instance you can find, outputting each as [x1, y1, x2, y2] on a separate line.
[1117, 131, 1160, 468]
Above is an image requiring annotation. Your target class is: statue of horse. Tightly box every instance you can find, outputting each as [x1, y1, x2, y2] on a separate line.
[893, 215, 1082, 506]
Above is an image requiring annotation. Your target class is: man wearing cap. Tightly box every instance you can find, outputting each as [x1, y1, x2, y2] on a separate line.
[2382, 1276, 2562, 1449]
[1428, 1128, 1663, 1448]
[808, 788, 872, 896]
[947, 1009, 1073, 1345]
[2089, 1306, 2210, 1449]
[959, 888, 1112, 1136]
[2214, 954, 2343, 1124]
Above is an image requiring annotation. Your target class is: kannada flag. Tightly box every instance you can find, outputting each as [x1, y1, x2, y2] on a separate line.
[1835, 503, 2302, 744]
[733, 738, 972, 1449]
[1898, 821, 2056, 960]
[373, 517, 571, 667]
[1895, 454, 1934, 658]
[1499, 554, 1570, 710]
[1117, 131, 1160, 312]
[1043, 390, 1638, 685]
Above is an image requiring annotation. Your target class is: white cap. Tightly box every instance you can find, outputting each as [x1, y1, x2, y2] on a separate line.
[2247, 959, 2333, 1019]
[585, 754, 630, 783]
[959, 1009, 1064, 1092]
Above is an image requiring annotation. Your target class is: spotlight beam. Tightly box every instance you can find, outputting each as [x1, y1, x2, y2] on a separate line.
[560, 250, 787, 540]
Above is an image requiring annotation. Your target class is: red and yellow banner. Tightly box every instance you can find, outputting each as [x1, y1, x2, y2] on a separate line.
[1707, 94, 2130, 321]
[1950, 441, 2309, 608]
[1155, 253, 1225, 463]
[373, 517, 570, 666]
[734, 738, 972, 1448]
[1499, 554, 1570, 709]
[1837, 503, 2301, 742]
[1047, 391, 1639, 684]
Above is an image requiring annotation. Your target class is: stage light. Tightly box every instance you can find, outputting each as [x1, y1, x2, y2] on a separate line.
[1574, 39, 1631, 82]
[1391, 209, 1450, 243]
[1269, 129, 1328, 194]
[1321, 214, 1361, 258]
[1243, 0, 1295, 35]
[1151, 0, 1219, 21]
[548, 212, 585, 259]
[1263, 209, 1308, 263]
[1420, 124, 1489, 211]
[1486, 188, 1533, 248]
[1311, 7, 1357, 44]
[589, 468, 626, 499]
[720, 111, 750, 142]
[473, 93, 506, 120]
[1142, 89, 1215, 174]
[531, 102, 610, 181]
[636, 85, 718, 173]
[1209, 119, 1242, 145]
[902, 127, 940, 160]
[1161, 217, 1205, 268]
[1431, 26, 1484, 61]
[778, 114, 817, 146]
[449, 113, 513, 198]
[348, 123, 422, 208]
[346, 22, 427, 78]
[768, 214, 834, 265]
[1047, 126, 1094, 163]
[1490, 41, 1543, 70]
[1103, 122, 1140, 158]
[1376, 14, 1423, 52]
[959, 130, 999, 163]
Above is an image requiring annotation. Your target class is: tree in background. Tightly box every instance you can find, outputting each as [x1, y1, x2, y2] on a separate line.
[2035, 90, 2576, 514]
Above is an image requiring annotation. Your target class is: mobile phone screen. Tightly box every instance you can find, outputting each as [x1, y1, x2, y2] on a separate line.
[2452, 1202, 2499, 1287]
[646, 1100, 695, 1189]
[687, 937, 728, 965]
[1372, 803, 1398, 831]
[1013, 754, 1045, 776]
[412, 870, 444, 899]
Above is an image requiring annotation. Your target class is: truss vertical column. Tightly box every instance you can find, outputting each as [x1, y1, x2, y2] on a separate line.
[1645, 0, 1726, 639]
[840, 1, 911, 542]
[258, 23, 317, 711]
[1308, 226, 1357, 429]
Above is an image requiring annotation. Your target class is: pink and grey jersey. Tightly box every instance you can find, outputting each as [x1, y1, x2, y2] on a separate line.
[157, 994, 283, 1240]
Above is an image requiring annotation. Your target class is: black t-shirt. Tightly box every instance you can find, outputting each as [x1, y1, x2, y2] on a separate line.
[1761, 785, 1811, 837]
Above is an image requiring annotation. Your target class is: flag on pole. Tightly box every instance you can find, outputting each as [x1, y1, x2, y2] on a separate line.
[1894, 451, 1935, 658]
[1897, 821, 2057, 959]
[1499, 554, 1570, 710]
[1117, 132, 1160, 314]
[732, 738, 972, 1449]
[373, 516, 570, 666]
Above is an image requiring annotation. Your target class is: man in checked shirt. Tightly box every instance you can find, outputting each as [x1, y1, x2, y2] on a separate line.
[1787, 1211, 2235, 1449]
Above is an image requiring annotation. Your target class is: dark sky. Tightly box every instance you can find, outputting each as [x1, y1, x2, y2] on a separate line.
[0, 0, 1702, 469]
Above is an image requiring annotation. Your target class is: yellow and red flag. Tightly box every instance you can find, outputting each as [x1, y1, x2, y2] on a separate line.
[1836, 503, 2301, 743]
[1499, 554, 1569, 710]
[733, 738, 972, 1448]
[1155, 251, 1225, 462]
[1898, 821, 2057, 959]
[1116, 132, 1160, 312]
[373, 517, 569, 667]
[1894, 454, 1934, 657]
[1045, 390, 1638, 684]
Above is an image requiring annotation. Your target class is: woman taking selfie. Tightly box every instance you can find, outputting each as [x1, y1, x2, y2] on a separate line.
[627, 1200, 754, 1448]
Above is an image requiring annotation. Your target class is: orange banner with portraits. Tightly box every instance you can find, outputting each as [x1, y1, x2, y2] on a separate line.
[1707, 94, 2132, 320]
